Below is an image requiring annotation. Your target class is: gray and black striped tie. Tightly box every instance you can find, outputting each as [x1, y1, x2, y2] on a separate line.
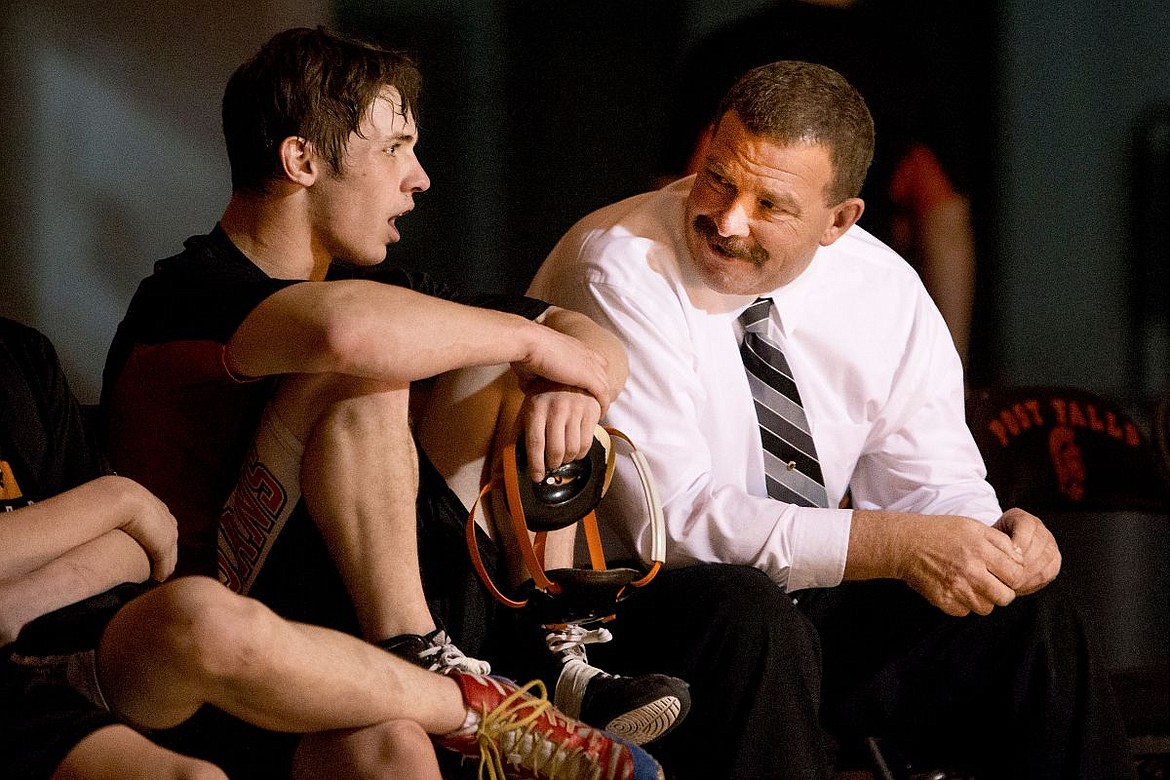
[738, 297, 829, 508]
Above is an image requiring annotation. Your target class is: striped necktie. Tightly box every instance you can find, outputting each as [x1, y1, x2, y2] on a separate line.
[738, 297, 829, 508]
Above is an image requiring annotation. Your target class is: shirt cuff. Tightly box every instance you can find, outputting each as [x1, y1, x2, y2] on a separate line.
[787, 508, 852, 591]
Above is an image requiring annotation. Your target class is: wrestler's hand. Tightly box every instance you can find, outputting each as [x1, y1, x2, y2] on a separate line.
[993, 508, 1061, 596]
[516, 379, 602, 482]
[110, 476, 179, 582]
[886, 513, 1027, 617]
[511, 326, 611, 418]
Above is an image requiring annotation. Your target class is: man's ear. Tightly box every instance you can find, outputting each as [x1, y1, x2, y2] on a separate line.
[819, 197, 864, 246]
[278, 136, 318, 186]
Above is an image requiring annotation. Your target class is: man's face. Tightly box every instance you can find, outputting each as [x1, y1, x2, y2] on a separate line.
[683, 112, 849, 295]
[308, 85, 430, 266]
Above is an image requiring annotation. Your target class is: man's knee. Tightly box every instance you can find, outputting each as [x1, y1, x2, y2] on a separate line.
[293, 720, 439, 780]
[677, 564, 810, 637]
[646, 564, 820, 675]
[134, 577, 277, 681]
[269, 373, 412, 445]
[351, 720, 436, 773]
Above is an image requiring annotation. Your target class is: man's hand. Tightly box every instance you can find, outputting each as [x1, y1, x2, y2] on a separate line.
[849, 510, 1028, 617]
[993, 508, 1061, 596]
[516, 380, 603, 481]
[895, 515, 1026, 616]
[107, 475, 179, 582]
[511, 326, 612, 418]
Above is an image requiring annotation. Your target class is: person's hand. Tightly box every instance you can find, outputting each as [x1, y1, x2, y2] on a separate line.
[512, 327, 611, 417]
[993, 508, 1061, 595]
[894, 514, 1027, 617]
[516, 380, 602, 481]
[105, 475, 179, 581]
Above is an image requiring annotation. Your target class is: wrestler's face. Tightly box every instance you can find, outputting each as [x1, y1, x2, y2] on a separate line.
[309, 85, 430, 268]
[683, 112, 860, 295]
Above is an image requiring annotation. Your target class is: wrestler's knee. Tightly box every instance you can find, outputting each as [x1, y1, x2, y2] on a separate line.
[270, 372, 412, 444]
[132, 577, 277, 682]
[293, 720, 439, 780]
[52, 724, 229, 780]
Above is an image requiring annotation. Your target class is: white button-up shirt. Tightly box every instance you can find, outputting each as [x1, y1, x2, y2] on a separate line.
[530, 177, 1002, 592]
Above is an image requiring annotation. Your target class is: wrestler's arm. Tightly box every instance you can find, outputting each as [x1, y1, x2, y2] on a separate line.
[225, 281, 612, 408]
[0, 475, 177, 644]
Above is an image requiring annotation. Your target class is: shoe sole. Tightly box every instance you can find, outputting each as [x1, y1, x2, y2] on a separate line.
[603, 695, 683, 745]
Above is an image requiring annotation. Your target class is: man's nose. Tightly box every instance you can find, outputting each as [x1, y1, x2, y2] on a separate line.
[712, 197, 750, 237]
[407, 159, 430, 193]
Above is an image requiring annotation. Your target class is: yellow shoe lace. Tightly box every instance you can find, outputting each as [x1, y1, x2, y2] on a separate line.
[474, 678, 597, 780]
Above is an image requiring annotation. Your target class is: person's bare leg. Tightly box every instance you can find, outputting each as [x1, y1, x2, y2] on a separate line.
[98, 577, 465, 734]
[416, 365, 578, 583]
[301, 377, 434, 638]
[52, 724, 226, 780]
[228, 373, 434, 641]
[292, 720, 441, 780]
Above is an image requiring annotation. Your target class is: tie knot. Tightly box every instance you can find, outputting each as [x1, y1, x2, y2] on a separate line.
[739, 297, 773, 332]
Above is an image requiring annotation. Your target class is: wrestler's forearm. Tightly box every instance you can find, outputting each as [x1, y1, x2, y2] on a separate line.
[0, 531, 150, 646]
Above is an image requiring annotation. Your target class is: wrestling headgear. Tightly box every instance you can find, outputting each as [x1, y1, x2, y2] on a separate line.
[465, 426, 665, 625]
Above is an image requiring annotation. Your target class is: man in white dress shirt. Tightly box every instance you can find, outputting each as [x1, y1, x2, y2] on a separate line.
[530, 61, 1132, 778]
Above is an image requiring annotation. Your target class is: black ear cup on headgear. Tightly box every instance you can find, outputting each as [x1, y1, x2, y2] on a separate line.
[512, 435, 610, 532]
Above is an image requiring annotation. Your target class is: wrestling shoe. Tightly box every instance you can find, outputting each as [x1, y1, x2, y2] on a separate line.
[380, 628, 492, 675]
[546, 624, 690, 745]
[436, 672, 663, 780]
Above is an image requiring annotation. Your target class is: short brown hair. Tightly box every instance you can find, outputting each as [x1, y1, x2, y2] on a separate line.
[222, 27, 421, 193]
[714, 61, 874, 204]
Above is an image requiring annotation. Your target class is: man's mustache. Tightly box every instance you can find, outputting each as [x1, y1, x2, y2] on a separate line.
[692, 215, 769, 266]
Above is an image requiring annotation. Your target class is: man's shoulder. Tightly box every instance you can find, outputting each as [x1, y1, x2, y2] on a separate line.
[545, 182, 687, 276]
[117, 229, 297, 349]
[0, 319, 58, 385]
[822, 224, 926, 293]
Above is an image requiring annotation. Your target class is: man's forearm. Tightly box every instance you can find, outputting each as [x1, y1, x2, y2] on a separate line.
[0, 530, 150, 645]
[0, 476, 148, 580]
[536, 306, 629, 404]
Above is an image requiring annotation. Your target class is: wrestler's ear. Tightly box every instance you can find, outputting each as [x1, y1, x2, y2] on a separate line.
[278, 136, 319, 187]
[820, 197, 864, 247]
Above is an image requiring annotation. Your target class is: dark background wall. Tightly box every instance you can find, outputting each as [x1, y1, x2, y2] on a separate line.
[1, 0, 1168, 404]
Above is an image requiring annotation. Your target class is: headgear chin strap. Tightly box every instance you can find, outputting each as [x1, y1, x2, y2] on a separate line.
[465, 425, 665, 625]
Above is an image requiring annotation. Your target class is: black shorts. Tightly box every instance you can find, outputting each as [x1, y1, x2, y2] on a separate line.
[0, 649, 119, 780]
[0, 582, 299, 780]
[0, 585, 137, 780]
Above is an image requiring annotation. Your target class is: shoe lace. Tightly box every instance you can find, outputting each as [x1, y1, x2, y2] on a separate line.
[474, 679, 600, 780]
[545, 624, 614, 664]
[420, 630, 492, 675]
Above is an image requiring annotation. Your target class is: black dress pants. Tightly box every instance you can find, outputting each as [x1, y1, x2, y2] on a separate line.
[587, 565, 1133, 780]
[799, 576, 1134, 779]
